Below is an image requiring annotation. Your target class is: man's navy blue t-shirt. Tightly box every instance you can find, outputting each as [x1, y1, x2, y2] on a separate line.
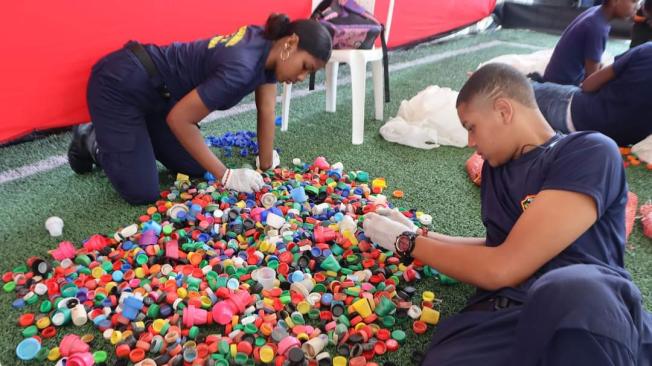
[544, 6, 610, 86]
[146, 26, 276, 110]
[472, 132, 629, 304]
[572, 43, 652, 146]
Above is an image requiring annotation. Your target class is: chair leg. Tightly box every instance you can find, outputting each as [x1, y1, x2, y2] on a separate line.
[372, 60, 384, 121]
[281, 82, 292, 131]
[349, 57, 367, 145]
[325, 62, 339, 113]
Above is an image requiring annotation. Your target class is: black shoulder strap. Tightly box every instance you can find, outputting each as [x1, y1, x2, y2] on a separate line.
[380, 25, 390, 103]
[125, 41, 171, 100]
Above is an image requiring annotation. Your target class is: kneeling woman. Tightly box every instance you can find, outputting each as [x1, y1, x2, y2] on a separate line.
[68, 14, 332, 204]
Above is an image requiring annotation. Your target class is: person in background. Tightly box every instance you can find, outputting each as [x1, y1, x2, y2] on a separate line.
[68, 14, 331, 204]
[534, 42, 652, 146]
[543, 0, 638, 86]
[631, 0, 652, 48]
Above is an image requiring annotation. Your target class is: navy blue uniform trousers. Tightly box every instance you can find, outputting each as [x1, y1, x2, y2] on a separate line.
[87, 47, 203, 204]
[422, 264, 652, 365]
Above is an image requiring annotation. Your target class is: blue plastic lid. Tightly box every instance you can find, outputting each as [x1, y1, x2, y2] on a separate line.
[16, 338, 41, 361]
[12, 298, 26, 309]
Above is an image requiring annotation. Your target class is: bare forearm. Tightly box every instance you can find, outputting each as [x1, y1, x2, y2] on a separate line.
[581, 65, 615, 93]
[257, 110, 275, 169]
[168, 122, 226, 179]
[424, 231, 486, 246]
[412, 235, 503, 290]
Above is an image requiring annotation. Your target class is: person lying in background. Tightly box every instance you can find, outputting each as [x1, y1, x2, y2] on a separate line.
[533, 42, 652, 146]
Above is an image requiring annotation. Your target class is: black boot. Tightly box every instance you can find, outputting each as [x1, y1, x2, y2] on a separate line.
[67, 123, 100, 174]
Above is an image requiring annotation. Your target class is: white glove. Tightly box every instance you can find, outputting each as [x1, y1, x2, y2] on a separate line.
[256, 150, 280, 170]
[376, 208, 418, 232]
[221, 168, 264, 193]
[362, 213, 413, 252]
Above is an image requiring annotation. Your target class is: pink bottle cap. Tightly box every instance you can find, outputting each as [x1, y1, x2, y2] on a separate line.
[50, 241, 76, 261]
[67, 352, 94, 366]
[59, 334, 89, 356]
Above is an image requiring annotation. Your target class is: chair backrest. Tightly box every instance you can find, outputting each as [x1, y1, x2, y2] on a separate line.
[310, 0, 394, 44]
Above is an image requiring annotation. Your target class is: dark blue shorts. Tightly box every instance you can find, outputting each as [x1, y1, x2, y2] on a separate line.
[86, 47, 203, 204]
[422, 264, 652, 365]
[532, 81, 581, 134]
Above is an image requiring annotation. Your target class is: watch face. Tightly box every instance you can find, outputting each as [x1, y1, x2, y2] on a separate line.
[397, 235, 412, 252]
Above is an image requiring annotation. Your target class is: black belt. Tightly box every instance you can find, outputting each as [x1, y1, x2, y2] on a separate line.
[125, 41, 171, 100]
[463, 296, 522, 312]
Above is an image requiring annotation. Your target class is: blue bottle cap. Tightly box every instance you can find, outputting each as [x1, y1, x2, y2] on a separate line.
[16, 337, 41, 361]
[12, 298, 26, 309]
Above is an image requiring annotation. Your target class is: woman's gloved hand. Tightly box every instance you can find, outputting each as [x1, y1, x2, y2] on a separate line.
[256, 150, 280, 170]
[221, 168, 264, 193]
[362, 213, 413, 252]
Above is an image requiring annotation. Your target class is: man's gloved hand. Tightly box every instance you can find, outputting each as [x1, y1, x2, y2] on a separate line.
[362, 213, 413, 252]
[221, 168, 264, 193]
[256, 150, 280, 170]
[375, 208, 418, 232]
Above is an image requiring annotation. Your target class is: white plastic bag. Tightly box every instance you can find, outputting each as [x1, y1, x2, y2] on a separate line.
[379, 85, 467, 149]
[478, 49, 554, 76]
[631, 134, 652, 164]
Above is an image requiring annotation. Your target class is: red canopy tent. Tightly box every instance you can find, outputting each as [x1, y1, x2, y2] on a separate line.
[0, 0, 495, 144]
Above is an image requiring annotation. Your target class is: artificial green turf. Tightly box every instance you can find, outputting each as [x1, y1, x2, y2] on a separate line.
[0, 29, 649, 365]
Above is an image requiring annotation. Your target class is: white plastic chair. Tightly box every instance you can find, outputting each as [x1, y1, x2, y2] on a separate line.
[280, 0, 395, 145]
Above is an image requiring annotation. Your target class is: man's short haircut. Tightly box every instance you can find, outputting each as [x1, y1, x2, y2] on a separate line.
[456, 63, 537, 109]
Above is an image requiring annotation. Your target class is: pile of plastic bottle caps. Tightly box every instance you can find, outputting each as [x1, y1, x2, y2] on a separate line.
[6, 156, 456, 366]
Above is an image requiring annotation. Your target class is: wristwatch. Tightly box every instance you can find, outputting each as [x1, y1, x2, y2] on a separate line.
[395, 231, 418, 263]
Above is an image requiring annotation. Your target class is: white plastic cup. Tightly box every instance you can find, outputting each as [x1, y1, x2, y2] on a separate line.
[252, 267, 276, 290]
[266, 212, 286, 229]
[45, 216, 64, 237]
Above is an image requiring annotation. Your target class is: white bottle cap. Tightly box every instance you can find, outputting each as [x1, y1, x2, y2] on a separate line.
[45, 216, 64, 237]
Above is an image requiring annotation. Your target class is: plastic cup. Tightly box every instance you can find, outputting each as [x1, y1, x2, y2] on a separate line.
[252, 267, 276, 290]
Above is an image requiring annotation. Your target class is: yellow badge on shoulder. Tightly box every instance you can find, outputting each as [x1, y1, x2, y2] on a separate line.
[208, 26, 247, 49]
[521, 194, 536, 211]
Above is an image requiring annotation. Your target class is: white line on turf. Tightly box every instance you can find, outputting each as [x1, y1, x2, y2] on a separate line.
[0, 155, 69, 184]
[0, 40, 543, 186]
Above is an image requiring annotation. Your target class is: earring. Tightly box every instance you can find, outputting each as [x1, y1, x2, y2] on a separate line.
[280, 43, 290, 61]
[280, 49, 290, 61]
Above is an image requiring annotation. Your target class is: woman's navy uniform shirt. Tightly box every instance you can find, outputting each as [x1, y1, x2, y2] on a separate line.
[146, 25, 277, 110]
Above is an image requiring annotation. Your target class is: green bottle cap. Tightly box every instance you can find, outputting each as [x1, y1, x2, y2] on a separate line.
[234, 352, 249, 365]
[74, 254, 91, 267]
[3, 281, 16, 292]
[218, 340, 230, 354]
[391, 329, 406, 343]
[36, 347, 49, 361]
[189, 326, 199, 339]
[244, 323, 258, 334]
[93, 350, 108, 363]
[40, 300, 52, 313]
[22, 325, 38, 337]
[382, 316, 396, 327]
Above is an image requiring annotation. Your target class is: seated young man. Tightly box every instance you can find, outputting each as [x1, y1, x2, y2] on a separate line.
[543, 0, 637, 86]
[534, 42, 652, 146]
[363, 63, 652, 365]
[631, 0, 652, 48]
